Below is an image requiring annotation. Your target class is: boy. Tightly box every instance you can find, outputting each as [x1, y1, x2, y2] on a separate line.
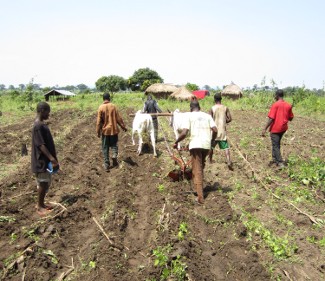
[209, 92, 233, 170]
[31, 102, 59, 216]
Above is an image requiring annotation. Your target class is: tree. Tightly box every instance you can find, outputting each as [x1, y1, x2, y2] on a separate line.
[0, 84, 6, 91]
[185, 82, 199, 91]
[19, 84, 26, 91]
[128, 67, 163, 91]
[95, 75, 127, 94]
[203, 85, 211, 91]
[76, 84, 89, 93]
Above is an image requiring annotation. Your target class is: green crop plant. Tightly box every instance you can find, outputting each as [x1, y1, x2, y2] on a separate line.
[157, 184, 165, 192]
[177, 222, 188, 240]
[43, 249, 59, 264]
[242, 213, 298, 259]
[10, 233, 18, 244]
[153, 244, 187, 281]
[287, 155, 325, 192]
[0, 216, 16, 223]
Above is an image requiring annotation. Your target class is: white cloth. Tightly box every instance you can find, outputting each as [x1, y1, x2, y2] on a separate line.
[183, 111, 216, 150]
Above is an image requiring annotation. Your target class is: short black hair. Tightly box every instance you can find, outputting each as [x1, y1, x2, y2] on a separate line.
[214, 92, 222, 102]
[147, 95, 152, 100]
[36, 102, 50, 113]
[275, 89, 284, 97]
[190, 100, 200, 111]
[103, 93, 110, 100]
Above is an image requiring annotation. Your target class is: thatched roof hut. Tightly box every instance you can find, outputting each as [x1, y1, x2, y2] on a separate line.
[145, 83, 178, 99]
[221, 83, 243, 99]
[170, 86, 196, 101]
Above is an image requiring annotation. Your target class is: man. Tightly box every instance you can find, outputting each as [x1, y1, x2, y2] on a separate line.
[209, 92, 233, 169]
[31, 102, 59, 216]
[262, 89, 294, 168]
[143, 95, 162, 142]
[173, 101, 217, 205]
[96, 93, 127, 172]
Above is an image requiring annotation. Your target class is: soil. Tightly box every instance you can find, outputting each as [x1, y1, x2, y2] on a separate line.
[0, 108, 324, 280]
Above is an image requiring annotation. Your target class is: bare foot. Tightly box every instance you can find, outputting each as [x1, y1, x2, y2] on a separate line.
[36, 207, 53, 216]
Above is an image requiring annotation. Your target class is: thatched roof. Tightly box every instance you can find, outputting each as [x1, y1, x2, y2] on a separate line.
[170, 86, 196, 101]
[145, 83, 178, 99]
[221, 83, 243, 99]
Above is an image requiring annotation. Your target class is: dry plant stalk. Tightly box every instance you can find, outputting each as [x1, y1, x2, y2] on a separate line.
[92, 217, 123, 251]
[57, 257, 74, 281]
[229, 139, 320, 225]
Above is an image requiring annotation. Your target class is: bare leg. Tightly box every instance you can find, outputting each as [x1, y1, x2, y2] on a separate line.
[37, 182, 51, 215]
[225, 149, 233, 170]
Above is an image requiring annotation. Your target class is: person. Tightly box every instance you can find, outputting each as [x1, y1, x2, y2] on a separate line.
[208, 92, 233, 169]
[31, 102, 59, 216]
[143, 95, 162, 142]
[96, 93, 127, 172]
[262, 89, 294, 168]
[173, 100, 217, 205]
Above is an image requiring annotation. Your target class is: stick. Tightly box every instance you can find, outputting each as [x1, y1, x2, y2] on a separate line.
[130, 112, 173, 117]
[92, 217, 122, 251]
[21, 267, 26, 281]
[229, 139, 320, 225]
[57, 257, 74, 281]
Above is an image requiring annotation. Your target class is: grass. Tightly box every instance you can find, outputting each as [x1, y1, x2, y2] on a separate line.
[1, 90, 324, 124]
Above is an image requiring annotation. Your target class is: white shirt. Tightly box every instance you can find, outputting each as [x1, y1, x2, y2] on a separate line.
[183, 111, 216, 150]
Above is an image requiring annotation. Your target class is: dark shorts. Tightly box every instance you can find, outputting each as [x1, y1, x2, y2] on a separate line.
[35, 172, 52, 193]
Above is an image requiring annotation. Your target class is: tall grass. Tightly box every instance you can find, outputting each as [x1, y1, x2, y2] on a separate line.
[1, 90, 324, 126]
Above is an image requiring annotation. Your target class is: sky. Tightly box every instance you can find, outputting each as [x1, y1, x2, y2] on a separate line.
[1, 0, 325, 90]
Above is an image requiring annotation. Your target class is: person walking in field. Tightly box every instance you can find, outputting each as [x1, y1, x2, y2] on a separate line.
[31, 102, 59, 216]
[209, 92, 233, 170]
[173, 100, 217, 205]
[143, 95, 162, 142]
[96, 93, 127, 172]
[262, 89, 294, 169]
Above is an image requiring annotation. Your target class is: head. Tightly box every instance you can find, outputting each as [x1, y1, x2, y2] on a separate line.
[147, 94, 152, 101]
[214, 92, 222, 103]
[36, 102, 50, 120]
[275, 89, 284, 100]
[103, 92, 110, 101]
[190, 100, 200, 112]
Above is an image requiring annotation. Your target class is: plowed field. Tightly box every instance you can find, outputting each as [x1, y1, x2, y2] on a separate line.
[1, 107, 324, 280]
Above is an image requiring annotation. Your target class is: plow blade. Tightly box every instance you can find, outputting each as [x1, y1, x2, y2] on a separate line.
[168, 168, 192, 181]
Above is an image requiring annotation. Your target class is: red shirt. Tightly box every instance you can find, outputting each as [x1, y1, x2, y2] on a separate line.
[268, 100, 294, 133]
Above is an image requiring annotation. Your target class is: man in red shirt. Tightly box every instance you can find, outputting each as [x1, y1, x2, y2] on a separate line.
[262, 89, 294, 168]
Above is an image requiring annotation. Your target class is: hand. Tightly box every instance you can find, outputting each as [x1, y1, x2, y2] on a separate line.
[97, 133, 101, 138]
[173, 143, 178, 149]
[261, 130, 266, 137]
[122, 127, 127, 132]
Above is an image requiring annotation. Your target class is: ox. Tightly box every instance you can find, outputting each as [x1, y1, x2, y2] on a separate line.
[169, 109, 189, 149]
[132, 110, 157, 157]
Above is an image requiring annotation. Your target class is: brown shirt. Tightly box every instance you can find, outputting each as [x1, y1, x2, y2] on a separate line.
[96, 101, 125, 136]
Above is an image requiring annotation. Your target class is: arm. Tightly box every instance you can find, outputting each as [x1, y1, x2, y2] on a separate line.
[154, 101, 162, 113]
[173, 128, 188, 149]
[39, 145, 58, 166]
[262, 117, 274, 137]
[96, 108, 103, 137]
[143, 102, 148, 113]
[116, 110, 127, 132]
[208, 108, 213, 118]
[226, 108, 232, 123]
[289, 107, 294, 121]
[211, 126, 217, 140]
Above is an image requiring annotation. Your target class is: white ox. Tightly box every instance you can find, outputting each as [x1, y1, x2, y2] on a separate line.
[170, 109, 189, 149]
[132, 110, 157, 157]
